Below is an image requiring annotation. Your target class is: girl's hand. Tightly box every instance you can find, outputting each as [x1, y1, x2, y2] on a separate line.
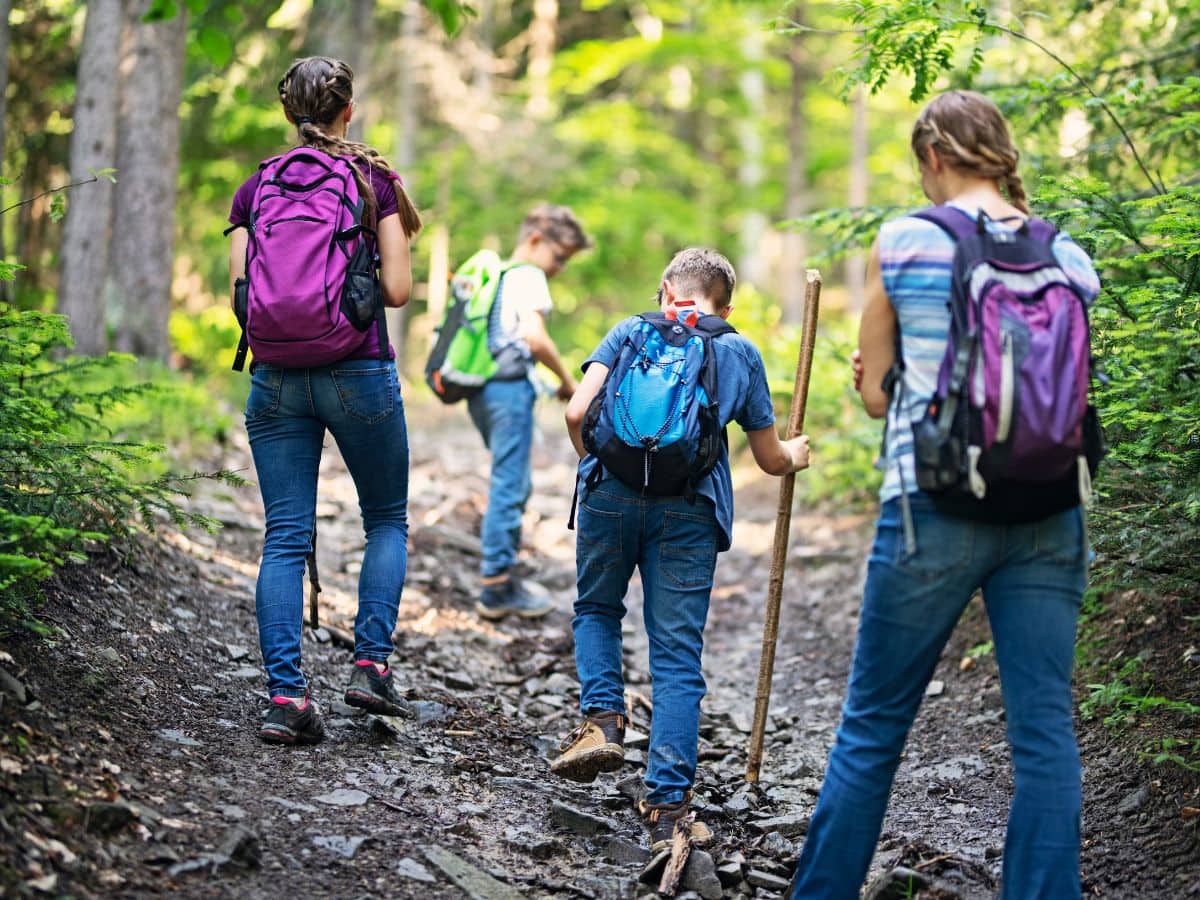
[851, 348, 864, 393]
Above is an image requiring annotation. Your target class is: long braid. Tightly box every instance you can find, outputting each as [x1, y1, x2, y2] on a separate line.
[912, 90, 1030, 214]
[278, 57, 422, 236]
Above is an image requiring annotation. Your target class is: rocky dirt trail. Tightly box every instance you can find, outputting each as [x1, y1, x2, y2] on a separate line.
[1, 396, 1196, 898]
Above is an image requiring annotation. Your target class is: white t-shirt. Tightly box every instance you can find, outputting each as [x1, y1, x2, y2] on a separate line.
[488, 264, 553, 378]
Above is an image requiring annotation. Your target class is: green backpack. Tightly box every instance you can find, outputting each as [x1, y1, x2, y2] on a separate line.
[424, 249, 526, 403]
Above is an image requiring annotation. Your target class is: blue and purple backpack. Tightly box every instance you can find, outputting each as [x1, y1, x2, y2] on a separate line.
[230, 147, 386, 371]
[903, 205, 1104, 522]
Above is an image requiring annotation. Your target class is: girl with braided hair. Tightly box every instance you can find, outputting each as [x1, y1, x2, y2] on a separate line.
[789, 90, 1100, 899]
[228, 56, 421, 745]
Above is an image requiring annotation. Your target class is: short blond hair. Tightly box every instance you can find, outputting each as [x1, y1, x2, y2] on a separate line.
[518, 203, 591, 251]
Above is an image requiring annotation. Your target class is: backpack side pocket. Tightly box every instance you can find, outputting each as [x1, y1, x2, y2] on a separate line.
[339, 242, 379, 333]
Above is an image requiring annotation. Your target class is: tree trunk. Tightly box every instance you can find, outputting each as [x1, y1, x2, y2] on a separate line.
[307, 0, 374, 142]
[109, 0, 186, 360]
[780, 25, 809, 325]
[0, 0, 11, 299]
[737, 13, 767, 290]
[525, 0, 557, 120]
[845, 87, 869, 313]
[388, 0, 420, 373]
[58, 0, 122, 355]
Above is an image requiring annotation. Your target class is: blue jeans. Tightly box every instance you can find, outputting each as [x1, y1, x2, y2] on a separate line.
[573, 478, 719, 805]
[790, 493, 1086, 900]
[245, 360, 409, 698]
[467, 378, 536, 577]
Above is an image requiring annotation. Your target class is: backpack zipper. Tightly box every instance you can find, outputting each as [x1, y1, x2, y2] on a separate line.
[997, 330, 1014, 442]
[262, 214, 324, 237]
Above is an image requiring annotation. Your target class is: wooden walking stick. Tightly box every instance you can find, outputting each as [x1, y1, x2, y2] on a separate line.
[746, 269, 821, 782]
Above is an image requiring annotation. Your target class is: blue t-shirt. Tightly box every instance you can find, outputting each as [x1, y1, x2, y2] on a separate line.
[578, 315, 776, 551]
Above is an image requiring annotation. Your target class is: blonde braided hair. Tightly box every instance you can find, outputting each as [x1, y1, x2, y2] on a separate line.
[911, 90, 1029, 214]
[277, 57, 422, 236]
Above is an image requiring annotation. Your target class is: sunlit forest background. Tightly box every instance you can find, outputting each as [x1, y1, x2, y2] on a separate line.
[2, 0, 1198, 761]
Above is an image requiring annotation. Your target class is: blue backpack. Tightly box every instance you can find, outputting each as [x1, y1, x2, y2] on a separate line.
[581, 312, 737, 501]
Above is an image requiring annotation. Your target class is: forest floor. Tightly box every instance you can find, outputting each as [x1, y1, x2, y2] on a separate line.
[1, 397, 1197, 899]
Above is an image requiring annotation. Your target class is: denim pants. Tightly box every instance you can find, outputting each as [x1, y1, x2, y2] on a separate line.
[573, 478, 720, 805]
[245, 360, 410, 698]
[790, 493, 1086, 900]
[467, 377, 536, 577]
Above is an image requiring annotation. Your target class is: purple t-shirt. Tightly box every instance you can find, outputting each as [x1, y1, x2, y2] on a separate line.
[229, 159, 401, 362]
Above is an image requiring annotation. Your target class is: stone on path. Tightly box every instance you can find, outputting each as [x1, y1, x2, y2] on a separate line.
[748, 813, 809, 837]
[312, 835, 368, 860]
[396, 857, 436, 883]
[157, 729, 201, 747]
[423, 845, 523, 900]
[746, 868, 792, 891]
[681, 849, 723, 899]
[549, 801, 617, 836]
[314, 788, 370, 807]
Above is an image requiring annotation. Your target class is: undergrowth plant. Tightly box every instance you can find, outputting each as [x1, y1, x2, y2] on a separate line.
[0, 304, 242, 634]
[780, 0, 1199, 768]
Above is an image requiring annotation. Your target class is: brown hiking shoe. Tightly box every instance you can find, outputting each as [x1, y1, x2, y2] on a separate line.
[638, 798, 713, 853]
[549, 711, 626, 783]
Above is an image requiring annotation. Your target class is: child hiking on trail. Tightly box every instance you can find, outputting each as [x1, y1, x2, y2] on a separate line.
[227, 56, 422, 745]
[788, 91, 1101, 900]
[554, 248, 810, 852]
[467, 205, 591, 621]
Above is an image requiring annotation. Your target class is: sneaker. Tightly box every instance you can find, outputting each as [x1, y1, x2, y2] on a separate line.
[549, 711, 626, 783]
[259, 695, 324, 745]
[638, 797, 713, 854]
[476, 575, 552, 620]
[343, 660, 414, 717]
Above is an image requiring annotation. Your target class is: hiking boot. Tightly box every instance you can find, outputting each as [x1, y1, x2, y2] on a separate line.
[476, 575, 552, 620]
[259, 695, 325, 745]
[638, 797, 713, 854]
[549, 711, 626, 782]
[343, 660, 414, 717]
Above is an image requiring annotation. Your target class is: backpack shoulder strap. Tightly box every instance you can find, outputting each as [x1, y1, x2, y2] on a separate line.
[694, 314, 737, 338]
[910, 205, 979, 242]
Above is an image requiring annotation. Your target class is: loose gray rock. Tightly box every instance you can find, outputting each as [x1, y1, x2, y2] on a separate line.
[424, 845, 523, 900]
[314, 788, 370, 807]
[749, 814, 809, 837]
[0, 667, 28, 704]
[595, 834, 651, 866]
[716, 859, 745, 887]
[682, 850, 723, 899]
[312, 835, 367, 859]
[746, 869, 791, 891]
[218, 826, 261, 868]
[397, 856, 437, 883]
[549, 801, 617, 836]
[157, 729, 201, 748]
[1118, 785, 1150, 816]
[761, 831, 795, 859]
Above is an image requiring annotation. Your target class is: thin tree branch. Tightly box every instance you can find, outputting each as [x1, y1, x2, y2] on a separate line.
[964, 20, 1166, 196]
[0, 174, 108, 216]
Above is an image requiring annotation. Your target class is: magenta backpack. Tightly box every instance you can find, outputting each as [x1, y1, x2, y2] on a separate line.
[903, 205, 1104, 523]
[230, 148, 386, 371]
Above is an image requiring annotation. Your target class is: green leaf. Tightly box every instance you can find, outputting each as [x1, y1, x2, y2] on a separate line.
[196, 26, 233, 68]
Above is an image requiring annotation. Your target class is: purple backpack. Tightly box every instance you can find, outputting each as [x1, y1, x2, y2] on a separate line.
[231, 148, 386, 371]
[906, 205, 1103, 522]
